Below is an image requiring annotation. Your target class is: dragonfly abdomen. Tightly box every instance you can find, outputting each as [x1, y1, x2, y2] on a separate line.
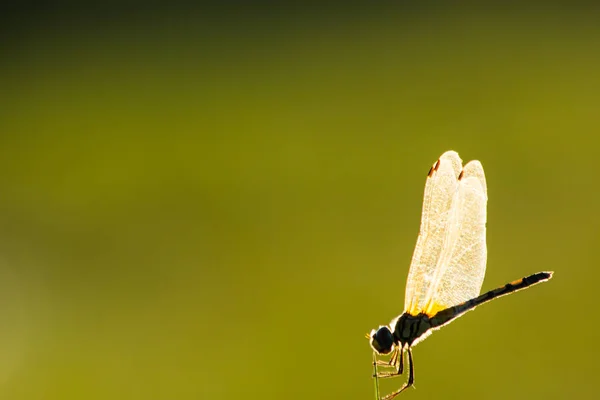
[430, 271, 554, 328]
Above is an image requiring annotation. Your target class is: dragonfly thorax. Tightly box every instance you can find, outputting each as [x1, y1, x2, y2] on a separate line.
[393, 312, 433, 346]
[369, 312, 435, 355]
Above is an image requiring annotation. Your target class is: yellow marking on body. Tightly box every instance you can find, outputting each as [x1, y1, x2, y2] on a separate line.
[405, 309, 421, 317]
[510, 278, 523, 286]
[406, 304, 418, 316]
[423, 302, 445, 316]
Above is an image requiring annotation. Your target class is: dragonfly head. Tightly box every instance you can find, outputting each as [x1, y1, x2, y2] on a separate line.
[368, 326, 395, 354]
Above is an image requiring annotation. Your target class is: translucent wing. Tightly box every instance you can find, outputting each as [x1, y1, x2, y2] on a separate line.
[422, 160, 487, 315]
[404, 152, 488, 316]
[404, 151, 463, 315]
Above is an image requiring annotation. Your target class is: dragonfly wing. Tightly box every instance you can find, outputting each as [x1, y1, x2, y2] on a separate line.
[404, 151, 462, 315]
[423, 159, 488, 315]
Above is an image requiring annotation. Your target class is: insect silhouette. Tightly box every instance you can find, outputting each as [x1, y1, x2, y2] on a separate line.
[368, 151, 553, 399]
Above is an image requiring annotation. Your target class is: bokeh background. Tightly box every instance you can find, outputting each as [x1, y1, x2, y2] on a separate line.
[0, 2, 598, 399]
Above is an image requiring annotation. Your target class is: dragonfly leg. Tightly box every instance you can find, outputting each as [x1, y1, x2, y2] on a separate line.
[381, 347, 415, 399]
[373, 347, 398, 373]
[397, 346, 404, 375]
[376, 360, 395, 367]
[374, 347, 404, 379]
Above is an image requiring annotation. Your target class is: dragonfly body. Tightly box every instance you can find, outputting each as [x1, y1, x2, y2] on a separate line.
[368, 151, 553, 399]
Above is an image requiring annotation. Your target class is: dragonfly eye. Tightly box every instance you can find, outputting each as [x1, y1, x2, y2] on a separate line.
[370, 326, 394, 354]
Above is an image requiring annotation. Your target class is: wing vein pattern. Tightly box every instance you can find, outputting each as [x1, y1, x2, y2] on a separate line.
[404, 151, 488, 316]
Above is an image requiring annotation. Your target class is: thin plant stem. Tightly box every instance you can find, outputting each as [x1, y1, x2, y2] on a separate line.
[373, 352, 380, 400]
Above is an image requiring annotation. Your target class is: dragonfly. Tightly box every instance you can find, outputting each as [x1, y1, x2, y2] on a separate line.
[368, 151, 553, 399]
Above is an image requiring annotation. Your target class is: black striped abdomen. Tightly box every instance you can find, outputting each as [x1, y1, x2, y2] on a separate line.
[430, 271, 553, 328]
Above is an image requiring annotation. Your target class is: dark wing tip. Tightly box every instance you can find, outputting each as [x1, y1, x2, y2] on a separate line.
[428, 159, 442, 177]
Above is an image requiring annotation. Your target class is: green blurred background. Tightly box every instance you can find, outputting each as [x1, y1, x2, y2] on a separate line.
[0, 2, 598, 399]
